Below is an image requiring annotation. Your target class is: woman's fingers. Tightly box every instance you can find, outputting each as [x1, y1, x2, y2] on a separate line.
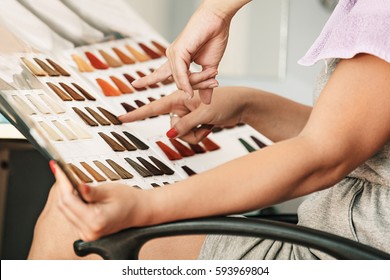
[118, 93, 186, 123]
[51, 162, 92, 230]
[198, 88, 214, 104]
[132, 62, 172, 88]
[168, 107, 212, 141]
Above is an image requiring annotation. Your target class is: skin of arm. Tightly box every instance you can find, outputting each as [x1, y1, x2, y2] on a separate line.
[143, 54, 390, 226]
[55, 54, 390, 241]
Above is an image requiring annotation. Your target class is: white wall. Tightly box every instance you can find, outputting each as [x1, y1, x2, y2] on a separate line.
[126, 0, 332, 106]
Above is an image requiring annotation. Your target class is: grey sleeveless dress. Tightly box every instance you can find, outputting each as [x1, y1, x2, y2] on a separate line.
[198, 59, 390, 259]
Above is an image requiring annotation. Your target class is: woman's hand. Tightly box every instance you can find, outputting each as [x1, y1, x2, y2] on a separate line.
[119, 87, 249, 144]
[132, 0, 251, 104]
[51, 161, 151, 241]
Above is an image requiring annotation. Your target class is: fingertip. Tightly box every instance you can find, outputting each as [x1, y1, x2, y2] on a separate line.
[49, 160, 57, 175]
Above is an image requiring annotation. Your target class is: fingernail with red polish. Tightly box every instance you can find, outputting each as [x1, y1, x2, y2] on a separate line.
[49, 160, 56, 175]
[166, 127, 179, 139]
[81, 184, 91, 194]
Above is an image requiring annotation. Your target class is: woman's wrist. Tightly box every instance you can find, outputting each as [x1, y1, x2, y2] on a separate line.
[201, 0, 252, 21]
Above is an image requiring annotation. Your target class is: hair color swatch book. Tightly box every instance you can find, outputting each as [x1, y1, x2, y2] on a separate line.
[0, 0, 274, 191]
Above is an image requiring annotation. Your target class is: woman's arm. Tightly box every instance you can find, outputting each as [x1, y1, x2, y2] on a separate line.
[120, 86, 311, 143]
[144, 54, 390, 225]
[55, 54, 390, 241]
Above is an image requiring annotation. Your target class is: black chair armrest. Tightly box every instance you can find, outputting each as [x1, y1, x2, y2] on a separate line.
[74, 217, 390, 260]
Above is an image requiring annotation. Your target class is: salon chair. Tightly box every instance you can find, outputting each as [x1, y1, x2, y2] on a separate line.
[73, 215, 390, 260]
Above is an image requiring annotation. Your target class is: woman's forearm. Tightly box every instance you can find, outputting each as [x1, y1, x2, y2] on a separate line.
[144, 135, 342, 227]
[237, 87, 312, 142]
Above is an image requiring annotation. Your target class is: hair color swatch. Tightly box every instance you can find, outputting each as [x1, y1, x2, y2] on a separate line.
[33, 58, 60, 76]
[46, 82, 72, 101]
[80, 162, 106, 182]
[106, 159, 133, 179]
[112, 47, 136, 64]
[85, 51, 109, 70]
[59, 83, 85, 101]
[98, 50, 123, 68]
[72, 54, 95, 72]
[238, 138, 256, 153]
[93, 160, 120, 181]
[72, 107, 98, 126]
[85, 107, 111, 126]
[71, 83, 96, 101]
[123, 132, 149, 150]
[68, 163, 93, 183]
[110, 132, 137, 151]
[46, 58, 71, 76]
[98, 132, 126, 151]
[169, 138, 195, 157]
[156, 141, 182, 160]
[124, 158, 152, 177]
[250, 135, 267, 149]
[97, 107, 122, 125]
[21, 57, 47, 76]
[136, 157, 164, 176]
[148, 156, 175, 175]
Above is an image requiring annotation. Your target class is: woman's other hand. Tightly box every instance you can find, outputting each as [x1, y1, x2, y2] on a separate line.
[132, 0, 251, 104]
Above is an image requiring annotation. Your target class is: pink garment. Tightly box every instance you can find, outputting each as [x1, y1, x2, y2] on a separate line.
[299, 0, 390, 66]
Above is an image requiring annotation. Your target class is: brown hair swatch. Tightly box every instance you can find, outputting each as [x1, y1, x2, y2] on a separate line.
[181, 165, 197, 176]
[71, 83, 96, 101]
[151, 40, 167, 55]
[85, 107, 111, 126]
[106, 159, 133, 179]
[59, 83, 85, 101]
[68, 163, 93, 183]
[250, 135, 267, 149]
[123, 132, 149, 150]
[93, 160, 120, 180]
[33, 58, 60, 76]
[189, 143, 206, 154]
[124, 158, 152, 177]
[46, 82, 72, 101]
[97, 107, 122, 125]
[98, 132, 126, 152]
[138, 43, 162, 59]
[72, 107, 98, 126]
[137, 157, 164, 176]
[121, 102, 136, 113]
[80, 162, 106, 182]
[148, 156, 175, 175]
[111, 132, 137, 151]
[46, 58, 71, 76]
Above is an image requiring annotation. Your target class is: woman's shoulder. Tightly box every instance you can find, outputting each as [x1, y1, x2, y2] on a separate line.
[299, 0, 390, 66]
